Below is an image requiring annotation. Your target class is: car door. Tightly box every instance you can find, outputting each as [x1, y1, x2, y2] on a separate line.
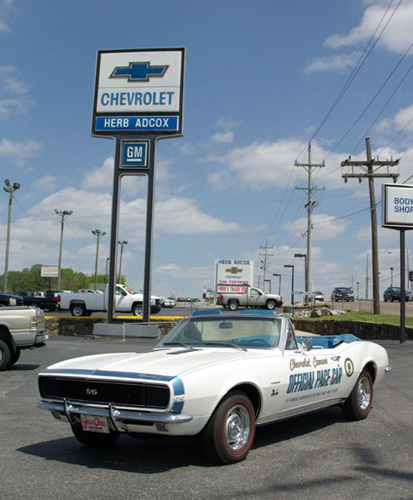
[269, 323, 346, 419]
[247, 288, 263, 307]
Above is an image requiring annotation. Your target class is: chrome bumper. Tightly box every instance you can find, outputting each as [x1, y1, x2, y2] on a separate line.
[37, 399, 193, 427]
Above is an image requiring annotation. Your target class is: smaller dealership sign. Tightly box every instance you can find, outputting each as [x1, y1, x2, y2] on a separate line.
[382, 184, 413, 229]
[92, 48, 185, 137]
[215, 259, 254, 294]
[41, 265, 58, 278]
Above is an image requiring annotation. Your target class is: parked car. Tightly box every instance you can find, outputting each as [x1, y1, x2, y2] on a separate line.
[15, 291, 58, 311]
[0, 293, 24, 306]
[37, 309, 389, 465]
[331, 287, 354, 302]
[160, 297, 176, 308]
[383, 286, 410, 302]
[313, 291, 324, 302]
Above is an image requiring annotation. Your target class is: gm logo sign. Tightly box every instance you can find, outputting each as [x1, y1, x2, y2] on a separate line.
[122, 141, 149, 168]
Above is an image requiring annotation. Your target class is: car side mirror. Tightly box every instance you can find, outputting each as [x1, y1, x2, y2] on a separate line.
[301, 339, 313, 352]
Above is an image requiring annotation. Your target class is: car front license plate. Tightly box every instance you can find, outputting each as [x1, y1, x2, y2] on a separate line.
[81, 414, 109, 434]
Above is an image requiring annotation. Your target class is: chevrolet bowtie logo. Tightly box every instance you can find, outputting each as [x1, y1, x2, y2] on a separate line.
[110, 62, 168, 82]
[225, 267, 243, 274]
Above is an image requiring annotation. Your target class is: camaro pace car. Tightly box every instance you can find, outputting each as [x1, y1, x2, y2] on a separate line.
[37, 311, 390, 465]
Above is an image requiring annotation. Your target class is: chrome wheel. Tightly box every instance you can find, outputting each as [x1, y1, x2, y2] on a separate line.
[358, 375, 372, 411]
[224, 403, 252, 452]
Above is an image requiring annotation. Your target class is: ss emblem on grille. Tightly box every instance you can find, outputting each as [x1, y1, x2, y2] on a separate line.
[86, 388, 98, 395]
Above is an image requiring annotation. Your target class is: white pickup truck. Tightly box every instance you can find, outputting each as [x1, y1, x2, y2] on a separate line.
[57, 284, 162, 317]
[0, 305, 48, 370]
[216, 287, 283, 311]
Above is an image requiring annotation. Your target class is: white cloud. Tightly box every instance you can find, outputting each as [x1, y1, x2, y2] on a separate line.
[325, 1, 413, 54]
[155, 197, 249, 235]
[305, 51, 362, 74]
[0, 0, 13, 33]
[207, 139, 344, 191]
[216, 117, 241, 129]
[287, 213, 347, 241]
[0, 98, 35, 117]
[393, 104, 413, 131]
[32, 175, 59, 192]
[0, 66, 35, 117]
[211, 131, 234, 144]
[0, 138, 42, 165]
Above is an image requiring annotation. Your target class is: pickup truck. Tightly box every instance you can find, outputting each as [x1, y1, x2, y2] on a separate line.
[57, 284, 162, 316]
[216, 287, 283, 311]
[15, 291, 58, 311]
[0, 305, 48, 370]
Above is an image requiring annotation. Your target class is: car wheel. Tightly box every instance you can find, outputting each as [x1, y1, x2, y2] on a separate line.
[132, 303, 143, 316]
[201, 391, 256, 465]
[266, 300, 276, 310]
[71, 423, 120, 446]
[9, 348, 21, 367]
[71, 304, 86, 316]
[0, 339, 11, 371]
[343, 369, 373, 421]
[228, 300, 239, 311]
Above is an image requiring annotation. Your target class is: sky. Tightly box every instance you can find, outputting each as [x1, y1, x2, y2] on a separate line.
[1, 0, 413, 300]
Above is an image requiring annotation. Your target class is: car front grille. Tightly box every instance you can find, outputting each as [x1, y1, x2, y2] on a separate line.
[39, 377, 170, 409]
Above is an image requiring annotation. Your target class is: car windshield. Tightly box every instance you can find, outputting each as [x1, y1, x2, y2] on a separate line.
[157, 317, 281, 349]
[337, 288, 351, 293]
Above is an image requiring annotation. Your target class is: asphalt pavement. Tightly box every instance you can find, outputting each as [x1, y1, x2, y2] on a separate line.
[0, 337, 412, 500]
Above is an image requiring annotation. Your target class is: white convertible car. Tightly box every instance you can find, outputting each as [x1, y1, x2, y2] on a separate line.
[37, 310, 390, 464]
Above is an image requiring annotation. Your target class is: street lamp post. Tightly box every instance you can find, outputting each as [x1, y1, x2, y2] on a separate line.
[390, 267, 394, 287]
[117, 240, 128, 283]
[92, 229, 106, 290]
[55, 209, 73, 290]
[3, 179, 20, 293]
[294, 253, 307, 303]
[284, 264, 295, 312]
[273, 273, 281, 295]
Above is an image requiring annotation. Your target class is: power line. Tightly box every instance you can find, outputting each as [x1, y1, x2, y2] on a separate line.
[298, 0, 402, 159]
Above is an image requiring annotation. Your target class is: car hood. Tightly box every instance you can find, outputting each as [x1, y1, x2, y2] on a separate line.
[40, 347, 270, 380]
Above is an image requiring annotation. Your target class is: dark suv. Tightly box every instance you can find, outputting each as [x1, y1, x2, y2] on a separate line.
[331, 287, 354, 302]
[383, 286, 410, 302]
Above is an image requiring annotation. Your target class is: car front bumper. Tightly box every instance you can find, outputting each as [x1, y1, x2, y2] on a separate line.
[38, 398, 193, 430]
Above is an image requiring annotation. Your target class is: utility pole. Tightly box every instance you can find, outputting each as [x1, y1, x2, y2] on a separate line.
[259, 241, 274, 287]
[3, 179, 20, 293]
[118, 240, 128, 283]
[55, 209, 73, 290]
[295, 142, 325, 295]
[341, 138, 399, 315]
[92, 229, 106, 290]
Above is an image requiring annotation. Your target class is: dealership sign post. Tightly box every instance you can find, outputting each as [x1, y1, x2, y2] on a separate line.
[382, 183, 413, 343]
[92, 48, 185, 323]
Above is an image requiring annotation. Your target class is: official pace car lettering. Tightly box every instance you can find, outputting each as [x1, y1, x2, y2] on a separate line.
[287, 356, 343, 394]
[287, 368, 343, 394]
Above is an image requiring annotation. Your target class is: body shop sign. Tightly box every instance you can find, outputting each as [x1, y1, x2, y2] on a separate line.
[382, 184, 413, 229]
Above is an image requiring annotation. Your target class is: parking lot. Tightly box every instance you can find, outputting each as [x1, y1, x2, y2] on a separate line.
[1, 336, 412, 500]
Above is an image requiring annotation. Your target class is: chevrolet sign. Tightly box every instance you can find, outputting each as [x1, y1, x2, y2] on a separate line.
[92, 48, 185, 137]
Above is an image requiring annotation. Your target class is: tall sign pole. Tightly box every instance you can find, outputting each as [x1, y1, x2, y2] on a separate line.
[382, 183, 413, 344]
[92, 48, 185, 324]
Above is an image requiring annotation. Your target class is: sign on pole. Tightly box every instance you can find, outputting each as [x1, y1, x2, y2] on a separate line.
[92, 48, 184, 137]
[92, 48, 185, 325]
[382, 183, 413, 344]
